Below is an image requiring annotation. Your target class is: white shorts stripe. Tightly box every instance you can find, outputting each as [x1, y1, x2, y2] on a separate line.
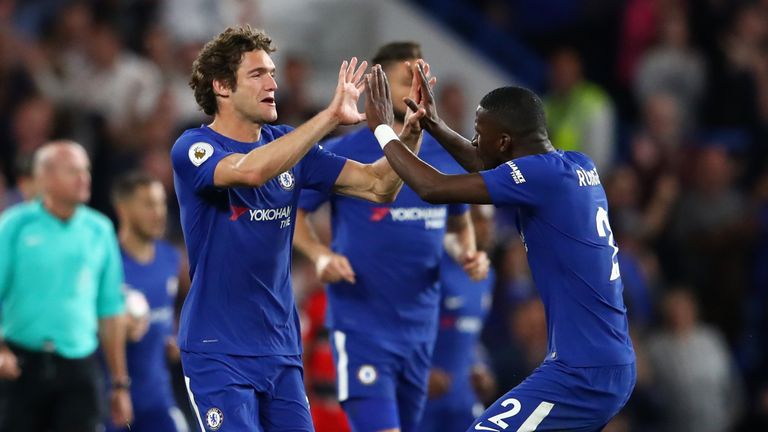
[184, 376, 206, 432]
[333, 330, 349, 402]
[516, 401, 555, 432]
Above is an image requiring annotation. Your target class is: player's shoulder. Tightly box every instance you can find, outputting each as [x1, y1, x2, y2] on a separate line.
[173, 126, 211, 148]
[78, 206, 117, 236]
[155, 240, 181, 265]
[561, 150, 597, 168]
[0, 201, 40, 228]
[262, 124, 294, 141]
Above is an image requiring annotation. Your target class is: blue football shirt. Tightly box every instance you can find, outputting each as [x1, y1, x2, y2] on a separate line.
[298, 127, 468, 342]
[171, 124, 346, 356]
[431, 253, 494, 401]
[479, 150, 634, 367]
[121, 240, 180, 412]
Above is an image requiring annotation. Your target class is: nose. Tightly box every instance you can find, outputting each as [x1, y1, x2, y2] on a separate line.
[265, 74, 278, 92]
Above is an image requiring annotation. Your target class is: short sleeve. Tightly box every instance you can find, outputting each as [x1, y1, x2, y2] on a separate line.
[298, 144, 347, 194]
[96, 222, 125, 318]
[479, 156, 549, 208]
[171, 134, 234, 193]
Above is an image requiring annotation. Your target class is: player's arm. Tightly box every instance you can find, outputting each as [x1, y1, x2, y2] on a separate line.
[366, 66, 493, 205]
[330, 61, 433, 203]
[331, 109, 423, 203]
[97, 226, 133, 426]
[293, 209, 356, 284]
[445, 212, 490, 281]
[405, 62, 484, 173]
[0, 214, 21, 380]
[213, 59, 368, 188]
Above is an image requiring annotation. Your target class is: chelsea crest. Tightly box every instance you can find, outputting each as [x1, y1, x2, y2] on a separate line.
[205, 407, 223, 430]
[278, 171, 295, 191]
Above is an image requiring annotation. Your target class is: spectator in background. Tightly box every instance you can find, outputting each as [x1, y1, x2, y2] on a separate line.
[33, 18, 162, 150]
[0, 141, 132, 431]
[647, 288, 744, 432]
[634, 7, 706, 130]
[544, 47, 616, 172]
[141, 25, 207, 130]
[107, 172, 188, 432]
[668, 145, 750, 341]
[704, 1, 768, 130]
[0, 26, 36, 185]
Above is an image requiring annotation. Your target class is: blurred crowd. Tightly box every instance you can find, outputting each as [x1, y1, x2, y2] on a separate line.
[2, 0, 768, 431]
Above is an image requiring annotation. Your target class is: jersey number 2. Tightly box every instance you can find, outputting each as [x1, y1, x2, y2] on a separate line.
[596, 207, 620, 281]
[474, 398, 555, 431]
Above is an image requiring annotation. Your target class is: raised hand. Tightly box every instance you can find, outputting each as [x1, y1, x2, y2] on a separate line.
[365, 65, 395, 130]
[399, 60, 433, 139]
[404, 61, 441, 131]
[327, 57, 368, 125]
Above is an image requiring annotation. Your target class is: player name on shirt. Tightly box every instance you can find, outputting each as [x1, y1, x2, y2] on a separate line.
[576, 167, 601, 186]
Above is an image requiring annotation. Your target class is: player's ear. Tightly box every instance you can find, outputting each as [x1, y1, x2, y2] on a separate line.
[498, 133, 512, 153]
[212, 79, 232, 98]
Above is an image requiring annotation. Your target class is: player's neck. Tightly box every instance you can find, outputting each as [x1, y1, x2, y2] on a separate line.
[42, 195, 78, 221]
[120, 229, 156, 264]
[209, 114, 263, 143]
[511, 139, 555, 160]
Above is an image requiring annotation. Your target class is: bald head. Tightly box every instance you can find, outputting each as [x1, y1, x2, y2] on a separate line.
[33, 141, 92, 205]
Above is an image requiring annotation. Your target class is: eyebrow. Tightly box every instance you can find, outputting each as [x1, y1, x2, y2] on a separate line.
[246, 67, 276, 75]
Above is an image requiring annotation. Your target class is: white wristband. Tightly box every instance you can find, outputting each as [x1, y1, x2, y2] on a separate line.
[374, 125, 398, 150]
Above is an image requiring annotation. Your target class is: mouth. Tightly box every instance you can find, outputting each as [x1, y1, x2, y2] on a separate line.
[261, 96, 276, 106]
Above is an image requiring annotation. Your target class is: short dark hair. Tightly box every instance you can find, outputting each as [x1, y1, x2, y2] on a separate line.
[479, 86, 547, 136]
[190, 25, 276, 116]
[112, 171, 159, 204]
[372, 42, 422, 69]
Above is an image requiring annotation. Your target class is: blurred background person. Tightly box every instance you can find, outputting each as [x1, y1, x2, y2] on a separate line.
[544, 47, 616, 172]
[0, 141, 131, 431]
[419, 205, 497, 432]
[106, 171, 188, 432]
[646, 288, 744, 432]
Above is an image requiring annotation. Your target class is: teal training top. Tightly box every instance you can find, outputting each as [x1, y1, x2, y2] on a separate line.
[0, 201, 124, 358]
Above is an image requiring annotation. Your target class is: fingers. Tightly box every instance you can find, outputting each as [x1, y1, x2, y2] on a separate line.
[352, 59, 368, 86]
[346, 57, 358, 82]
[338, 60, 348, 86]
[404, 97, 420, 112]
[376, 66, 386, 102]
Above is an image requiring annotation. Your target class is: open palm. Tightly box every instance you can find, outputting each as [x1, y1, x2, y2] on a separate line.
[328, 57, 368, 125]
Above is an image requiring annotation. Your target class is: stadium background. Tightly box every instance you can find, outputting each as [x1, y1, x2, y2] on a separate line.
[1, 0, 767, 431]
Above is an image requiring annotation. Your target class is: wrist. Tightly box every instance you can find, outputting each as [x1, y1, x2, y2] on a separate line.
[374, 125, 398, 149]
[320, 108, 342, 127]
[111, 376, 131, 390]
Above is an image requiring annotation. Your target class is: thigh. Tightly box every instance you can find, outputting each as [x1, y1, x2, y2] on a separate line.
[1, 347, 55, 432]
[181, 351, 259, 431]
[341, 398, 399, 432]
[420, 403, 477, 432]
[52, 357, 102, 432]
[331, 331, 398, 402]
[397, 342, 431, 432]
[468, 363, 635, 432]
[259, 362, 314, 432]
[331, 331, 400, 431]
[129, 407, 182, 432]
